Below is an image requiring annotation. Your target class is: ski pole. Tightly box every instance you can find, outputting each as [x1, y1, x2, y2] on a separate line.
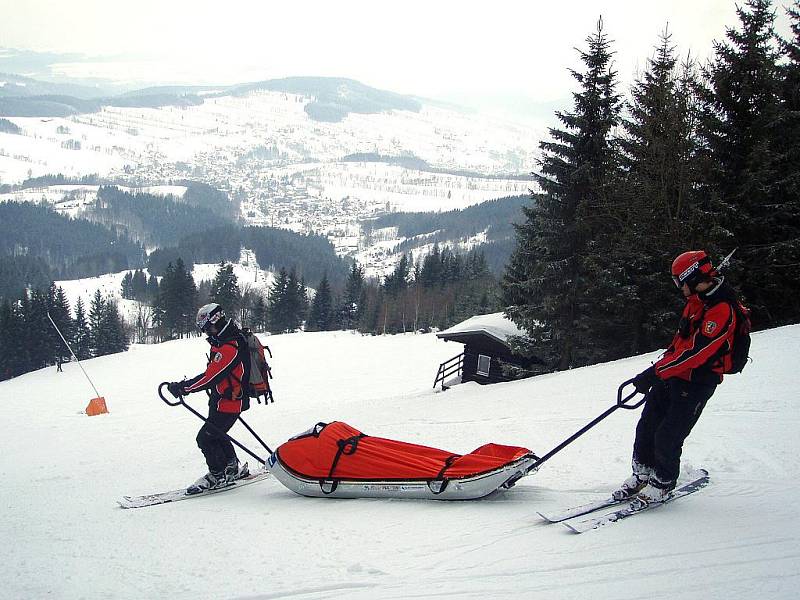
[157, 383, 266, 465]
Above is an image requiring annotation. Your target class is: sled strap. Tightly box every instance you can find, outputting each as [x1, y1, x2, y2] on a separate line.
[435, 454, 460, 480]
[428, 454, 460, 495]
[328, 434, 368, 479]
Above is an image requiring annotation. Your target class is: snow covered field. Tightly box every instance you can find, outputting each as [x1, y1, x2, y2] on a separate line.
[1, 325, 798, 599]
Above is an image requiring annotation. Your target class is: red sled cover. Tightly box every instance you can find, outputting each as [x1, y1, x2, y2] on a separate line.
[276, 421, 534, 481]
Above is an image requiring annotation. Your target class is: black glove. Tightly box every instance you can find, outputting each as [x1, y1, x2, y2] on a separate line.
[632, 366, 658, 394]
[167, 381, 185, 398]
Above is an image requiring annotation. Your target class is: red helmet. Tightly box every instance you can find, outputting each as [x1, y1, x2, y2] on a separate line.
[671, 250, 716, 289]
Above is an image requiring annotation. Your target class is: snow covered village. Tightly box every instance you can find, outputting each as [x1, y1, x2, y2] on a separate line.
[1, 1, 800, 599]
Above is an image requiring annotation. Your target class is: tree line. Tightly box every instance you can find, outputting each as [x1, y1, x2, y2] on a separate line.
[128, 242, 498, 343]
[502, 0, 800, 372]
[0, 284, 128, 381]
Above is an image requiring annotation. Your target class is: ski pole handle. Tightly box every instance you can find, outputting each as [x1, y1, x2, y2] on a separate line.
[158, 382, 183, 407]
[617, 379, 647, 409]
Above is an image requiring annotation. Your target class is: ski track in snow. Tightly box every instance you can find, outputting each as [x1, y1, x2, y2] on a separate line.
[1, 326, 799, 599]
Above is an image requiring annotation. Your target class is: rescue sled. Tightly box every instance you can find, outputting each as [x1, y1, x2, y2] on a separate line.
[267, 421, 540, 500]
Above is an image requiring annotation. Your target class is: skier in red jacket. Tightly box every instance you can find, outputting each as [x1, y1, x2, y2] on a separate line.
[614, 251, 742, 504]
[168, 303, 250, 494]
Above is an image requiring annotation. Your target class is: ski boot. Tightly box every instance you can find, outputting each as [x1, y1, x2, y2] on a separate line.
[186, 471, 225, 495]
[635, 474, 676, 507]
[611, 460, 654, 501]
[223, 459, 248, 484]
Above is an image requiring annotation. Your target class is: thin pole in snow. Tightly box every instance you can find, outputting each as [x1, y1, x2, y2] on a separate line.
[47, 311, 102, 399]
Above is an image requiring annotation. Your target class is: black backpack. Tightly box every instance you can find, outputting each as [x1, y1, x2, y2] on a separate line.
[726, 301, 752, 374]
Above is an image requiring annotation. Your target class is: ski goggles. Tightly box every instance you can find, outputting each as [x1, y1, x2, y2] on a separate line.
[196, 308, 224, 332]
[672, 257, 712, 288]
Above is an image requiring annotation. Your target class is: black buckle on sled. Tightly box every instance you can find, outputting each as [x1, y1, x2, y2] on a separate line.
[427, 479, 449, 495]
[319, 479, 339, 495]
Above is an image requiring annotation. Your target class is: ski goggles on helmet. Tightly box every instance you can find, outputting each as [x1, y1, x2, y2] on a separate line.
[196, 305, 224, 332]
[672, 256, 712, 289]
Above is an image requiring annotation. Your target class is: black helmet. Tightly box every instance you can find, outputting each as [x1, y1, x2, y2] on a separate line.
[196, 303, 226, 333]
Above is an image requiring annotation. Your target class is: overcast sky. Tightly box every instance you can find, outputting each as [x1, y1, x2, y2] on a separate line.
[0, 0, 794, 119]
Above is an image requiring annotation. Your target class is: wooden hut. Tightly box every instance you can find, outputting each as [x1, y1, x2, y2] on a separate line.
[434, 312, 538, 389]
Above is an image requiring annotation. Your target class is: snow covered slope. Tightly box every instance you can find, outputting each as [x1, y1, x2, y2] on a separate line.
[1, 325, 797, 599]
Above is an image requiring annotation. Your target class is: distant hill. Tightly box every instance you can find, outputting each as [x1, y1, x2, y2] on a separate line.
[147, 224, 350, 286]
[0, 73, 421, 122]
[0, 201, 146, 297]
[341, 152, 533, 180]
[230, 77, 422, 122]
[0, 71, 107, 99]
[361, 195, 531, 273]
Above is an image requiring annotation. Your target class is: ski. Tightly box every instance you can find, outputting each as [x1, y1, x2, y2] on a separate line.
[118, 464, 270, 509]
[563, 468, 709, 534]
[538, 496, 626, 523]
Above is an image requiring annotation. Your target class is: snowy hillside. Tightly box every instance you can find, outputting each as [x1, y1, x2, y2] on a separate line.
[0, 90, 536, 276]
[55, 258, 275, 323]
[1, 325, 797, 599]
[0, 91, 535, 212]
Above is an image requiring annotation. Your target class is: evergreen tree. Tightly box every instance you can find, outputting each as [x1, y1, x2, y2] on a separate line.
[100, 300, 129, 354]
[157, 259, 197, 338]
[502, 18, 622, 370]
[175, 258, 198, 335]
[132, 269, 148, 301]
[776, 1, 800, 298]
[88, 290, 106, 356]
[210, 262, 241, 316]
[48, 283, 73, 363]
[383, 254, 410, 295]
[297, 274, 309, 327]
[73, 297, 92, 360]
[340, 262, 365, 329]
[702, 0, 798, 326]
[615, 31, 706, 354]
[26, 288, 53, 370]
[147, 273, 160, 303]
[121, 272, 133, 299]
[284, 268, 304, 332]
[268, 268, 290, 334]
[251, 294, 268, 332]
[0, 299, 11, 380]
[419, 245, 443, 288]
[307, 274, 334, 331]
[0, 299, 27, 379]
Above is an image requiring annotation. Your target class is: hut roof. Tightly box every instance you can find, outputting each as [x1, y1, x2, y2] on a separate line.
[436, 312, 524, 348]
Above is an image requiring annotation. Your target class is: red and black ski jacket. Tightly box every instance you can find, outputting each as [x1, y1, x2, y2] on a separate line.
[654, 280, 739, 385]
[184, 323, 250, 413]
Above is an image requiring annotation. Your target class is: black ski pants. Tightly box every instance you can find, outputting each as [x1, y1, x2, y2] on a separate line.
[632, 378, 716, 487]
[197, 406, 239, 474]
